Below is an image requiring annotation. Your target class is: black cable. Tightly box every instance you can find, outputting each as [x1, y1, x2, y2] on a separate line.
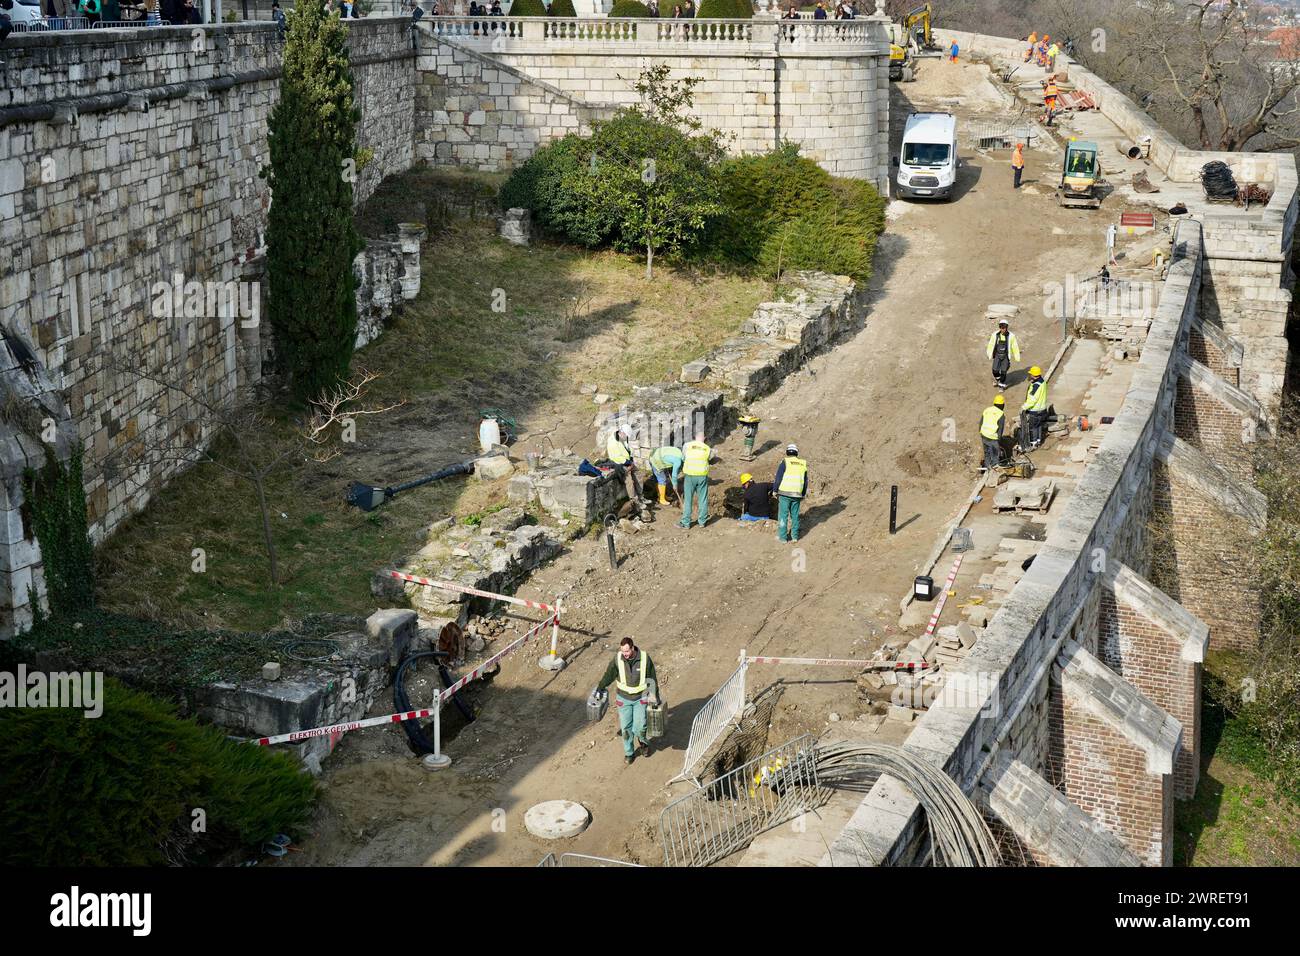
[393, 650, 476, 755]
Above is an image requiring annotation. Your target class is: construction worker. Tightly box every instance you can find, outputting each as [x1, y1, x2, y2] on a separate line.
[594, 637, 660, 766]
[948, 39, 959, 63]
[1046, 39, 1059, 70]
[1037, 35, 1050, 67]
[648, 445, 684, 507]
[986, 318, 1020, 388]
[1024, 31, 1037, 62]
[774, 444, 808, 543]
[606, 429, 644, 511]
[739, 473, 774, 521]
[1022, 365, 1050, 449]
[679, 430, 712, 529]
[1011, 141, 1025, 189]
[1043, 78, 1059, 125]
[979, 395, 1006, 472]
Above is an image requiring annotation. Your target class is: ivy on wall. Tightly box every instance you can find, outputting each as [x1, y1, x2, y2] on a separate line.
[22, 448, 95, 620]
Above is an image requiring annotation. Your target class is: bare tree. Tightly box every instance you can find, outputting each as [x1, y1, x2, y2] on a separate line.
[101, 364, 399, 586]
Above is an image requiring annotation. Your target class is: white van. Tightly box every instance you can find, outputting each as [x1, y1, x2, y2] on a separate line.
[894, 112, 959, 201]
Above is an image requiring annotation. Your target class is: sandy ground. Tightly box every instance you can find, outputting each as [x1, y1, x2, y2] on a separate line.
[286, 58, 1112, 867]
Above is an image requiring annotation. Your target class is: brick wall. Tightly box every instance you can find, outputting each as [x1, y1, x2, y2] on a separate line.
[1098, 593, 1200, 799]
[1187, 327, 1239, 388]
[1048, 681, 1174, 866]
[1151, 462, 1261, 653]
[1172, 377, 1256, 482]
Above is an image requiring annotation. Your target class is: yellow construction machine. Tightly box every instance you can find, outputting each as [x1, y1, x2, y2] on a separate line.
[889, 4, 942, 82]
[1056, 139, 1104, 209]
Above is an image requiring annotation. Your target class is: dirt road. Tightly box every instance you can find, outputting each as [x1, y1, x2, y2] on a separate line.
[289, 58, 1105, 867]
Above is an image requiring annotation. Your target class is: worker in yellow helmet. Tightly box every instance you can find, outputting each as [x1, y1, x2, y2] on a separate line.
[979, 395, 1006, 472]
[1021, 366, 1050, 449]
[986, 318, 1021, 389]
[739, 472, 774, 522]
[679, 429, 713, 529]
[774, 443, 809, 543]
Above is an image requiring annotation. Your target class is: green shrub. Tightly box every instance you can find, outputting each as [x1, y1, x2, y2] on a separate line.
[756, 177, 886, 284]
[548, 0, 577, 13]
[609, 0, 652, 15]
[697, 0, 752, 16]
[509, 0, 547, 13]
[500, 133, 620, 244]
[0, 678, 317, 865]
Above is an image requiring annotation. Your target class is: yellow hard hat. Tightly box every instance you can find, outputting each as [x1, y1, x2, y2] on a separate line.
[740, 473, 753, 484]
[993, 395, 1005, 406]
[1029, 365, 1043, 377]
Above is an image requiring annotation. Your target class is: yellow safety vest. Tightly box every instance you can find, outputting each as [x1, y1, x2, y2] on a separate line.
[778, 457, 807, 497]
[1024, 379, 1049, 413]
[607, 434, 632, 465]
[986, 331, 1020, 361]
[980, 406, 1004, 441]
[615, 651, 648, 695]
[683, 440, 711, 477]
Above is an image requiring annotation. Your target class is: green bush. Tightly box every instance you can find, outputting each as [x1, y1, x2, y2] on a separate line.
[548, 0, 577, 12]
[500, 133, 621, 245]
[608, 0, 652, 15]
[757, 177, 886, 284]
[698, 0, 752, 16]
[0, 678, 317, 865]
[509, 0, 547, 14]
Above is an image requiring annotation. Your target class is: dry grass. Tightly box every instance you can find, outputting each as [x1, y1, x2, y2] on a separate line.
[95, 191, 769, 631]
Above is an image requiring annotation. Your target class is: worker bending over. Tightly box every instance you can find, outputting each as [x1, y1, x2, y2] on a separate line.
[774, 444, 808, 543]
[979, 395, 1006, 471]
[1022, 365, 1050, 449]
[606, 429, 645, 512]
[648, 445, 684, 507]
[594, 637, 660, 766]
[986, 318, 1020, 388]
[679, 430, 712, 529]
[739, 473, 774, 521]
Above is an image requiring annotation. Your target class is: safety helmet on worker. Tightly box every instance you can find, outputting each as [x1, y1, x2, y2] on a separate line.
[740, 473, 753, 485]
[993, 395, 1005, 406]
[998, 318, 1009, 327]
[786, 443, 799, 455]
[1029, 365, 1043, 377]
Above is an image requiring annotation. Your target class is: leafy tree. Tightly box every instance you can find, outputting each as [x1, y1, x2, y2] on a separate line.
[549, 0, 578, 13]
[510, 0, 548, 14]
[264, 4, 365, 405]
[609, 0, 652, 15]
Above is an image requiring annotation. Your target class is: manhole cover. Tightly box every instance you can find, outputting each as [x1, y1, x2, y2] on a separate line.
[524, 800, 590, 840]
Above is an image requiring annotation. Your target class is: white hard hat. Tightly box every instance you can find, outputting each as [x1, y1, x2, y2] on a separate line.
[787, 443, 799, 455]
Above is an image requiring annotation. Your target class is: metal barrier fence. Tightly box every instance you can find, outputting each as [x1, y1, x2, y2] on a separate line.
[11, 17, 92, 30]
[658, 734, 827, 867]
[963, 118, 1036, 150]
[668, 657, 748, 786]
[537, 852, 642, 867]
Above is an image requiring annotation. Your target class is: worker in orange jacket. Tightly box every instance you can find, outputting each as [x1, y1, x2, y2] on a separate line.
[1011, 141, 1025, 189]
[1024, 31, 1037, 62]
[1043, 79, 1059, 125]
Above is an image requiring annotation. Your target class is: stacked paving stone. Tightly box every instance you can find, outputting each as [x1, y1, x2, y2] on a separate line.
[506, 452, 628, 526]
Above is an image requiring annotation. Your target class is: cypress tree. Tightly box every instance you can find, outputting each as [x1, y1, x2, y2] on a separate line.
[264, 4, 364, 405]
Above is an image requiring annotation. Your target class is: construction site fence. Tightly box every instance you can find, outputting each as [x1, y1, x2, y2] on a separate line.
[962, 118, 1037, 150]
[537, 852, 642, 867]
[659, 734, 827, 868]
[671, 659, 749, 785]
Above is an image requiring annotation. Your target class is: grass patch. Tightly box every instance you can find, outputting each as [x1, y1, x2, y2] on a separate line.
[95, 183, 768, 631]
[1174, 651, 1300, 866]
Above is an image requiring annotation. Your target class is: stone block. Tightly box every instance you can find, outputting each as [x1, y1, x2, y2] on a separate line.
[474, 455, 515, 480]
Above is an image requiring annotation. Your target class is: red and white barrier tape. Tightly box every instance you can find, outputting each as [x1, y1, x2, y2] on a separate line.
[387, 570, 557, 613]
[923, 554, 965, 638]
[257, 612, 558, 747]
[744, 654, 931, 671]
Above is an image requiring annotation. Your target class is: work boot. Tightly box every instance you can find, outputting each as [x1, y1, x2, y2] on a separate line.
[658, 486, 668, 506]
[625, 754, 635, 766]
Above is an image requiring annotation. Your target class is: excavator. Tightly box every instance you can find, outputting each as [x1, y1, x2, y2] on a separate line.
[889, 4, 943, 82]
[1056, 139, 1104, 209]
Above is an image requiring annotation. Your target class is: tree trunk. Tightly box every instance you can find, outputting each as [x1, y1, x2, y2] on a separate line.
[253, 474, 280, 586]
[645, 242, 654, 280]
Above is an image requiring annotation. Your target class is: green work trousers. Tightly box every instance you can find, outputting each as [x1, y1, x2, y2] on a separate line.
[777, 494, 802, 541]
[680, 474, 709, 528]
[617, 697, 647, 757]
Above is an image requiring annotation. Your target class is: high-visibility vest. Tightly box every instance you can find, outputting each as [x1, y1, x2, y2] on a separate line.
[1044, 83, 1059, 100]
[1047, 44, 1059, 57]
[1028, 32, 1037, 44]
[607, 434, 632, 465]
[980, 406, 1005, 441]
[649, 446, 682, 471]
[778, 457, 808, 497]
[615, 651, 648, 695]
[1024, 379, 1049, 413]
[683, 441, 711, 477]
[986, 330, 1020, 361]
[1011, 148, 1025, 169]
